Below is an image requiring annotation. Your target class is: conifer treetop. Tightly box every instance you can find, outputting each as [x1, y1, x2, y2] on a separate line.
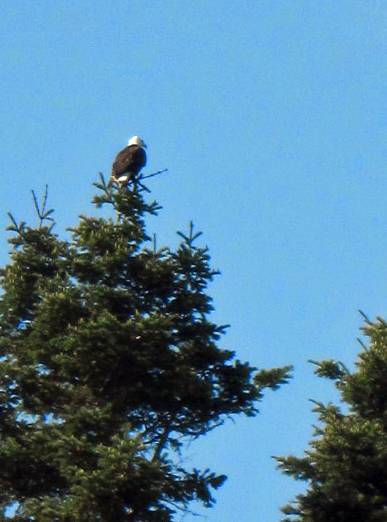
[0, 174, 291, 521]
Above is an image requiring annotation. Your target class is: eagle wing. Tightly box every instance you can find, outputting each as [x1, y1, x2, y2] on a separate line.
[111, 145, 147, 181]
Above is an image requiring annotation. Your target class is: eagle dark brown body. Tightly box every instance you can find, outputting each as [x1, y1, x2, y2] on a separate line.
[111, 137, 147, 185]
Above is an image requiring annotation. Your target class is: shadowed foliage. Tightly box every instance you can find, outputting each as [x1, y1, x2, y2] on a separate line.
[276, 313, 387, 522]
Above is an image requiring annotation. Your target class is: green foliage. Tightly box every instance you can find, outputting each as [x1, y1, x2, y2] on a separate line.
[0, 174, 291, 521]
[275, 315, 387, 522]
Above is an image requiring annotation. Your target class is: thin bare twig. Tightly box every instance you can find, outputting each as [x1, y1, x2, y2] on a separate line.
[141, 168, 168, 180]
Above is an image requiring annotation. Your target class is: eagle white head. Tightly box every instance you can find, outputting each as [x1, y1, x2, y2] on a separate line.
[128, 135, 147, 148]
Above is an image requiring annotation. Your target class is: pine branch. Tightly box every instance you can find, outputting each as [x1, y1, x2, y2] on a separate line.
[151, 414, 177, 462]
[31, 185, 54, 229]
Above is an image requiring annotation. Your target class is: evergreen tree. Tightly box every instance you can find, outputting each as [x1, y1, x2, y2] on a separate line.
[276, 313, 387, 522]
[0, 177, 291, 521]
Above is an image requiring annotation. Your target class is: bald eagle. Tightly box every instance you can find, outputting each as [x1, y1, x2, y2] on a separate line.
[111, 136, 147, 185]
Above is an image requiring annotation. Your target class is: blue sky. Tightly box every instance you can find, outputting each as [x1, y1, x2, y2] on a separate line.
[1, 1, 387, 520]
